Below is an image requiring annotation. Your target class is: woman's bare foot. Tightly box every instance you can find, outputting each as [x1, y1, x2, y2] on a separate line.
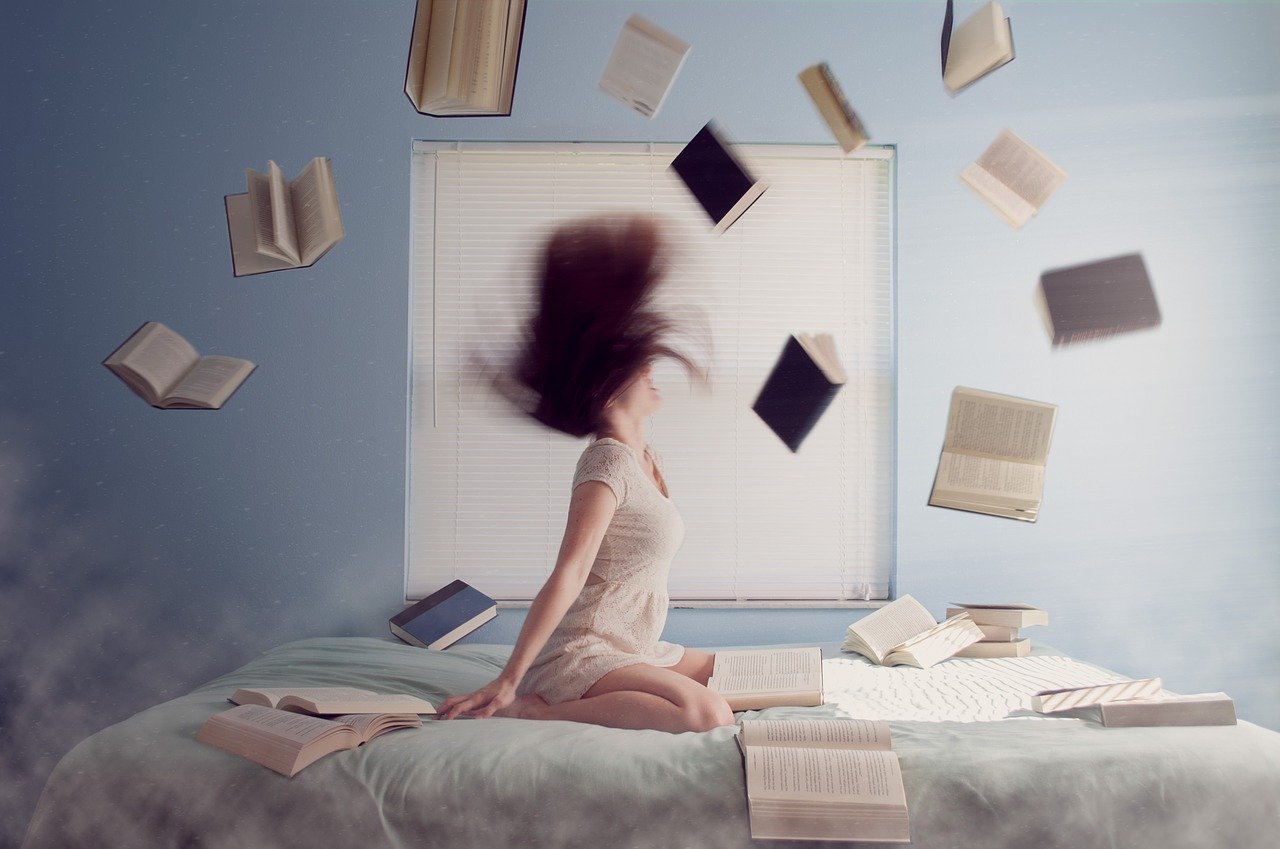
[493, 693, 548, 719]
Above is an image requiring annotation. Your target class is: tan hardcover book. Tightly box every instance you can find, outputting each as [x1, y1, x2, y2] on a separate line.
[404, 0, 526, 117]
[226, 157, 344, 276]
[960, 129, 1067, 229]
[946, 603, 1048, 629]
[798, 62, 869, 153]
[842, 595, 983, 668]
[955, 638, 1030, 658]
[738, 719, 909, 843]
[103, 322, 255, 410]
[929, 387, 1058, 522]
[1031, 678, 1163, 714]
[707, 647, 823, 710]
[229, 686, 437, 716]
[195, 704, 422, 777]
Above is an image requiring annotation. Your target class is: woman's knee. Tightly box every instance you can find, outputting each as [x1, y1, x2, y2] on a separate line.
[681, 689, 736, 732]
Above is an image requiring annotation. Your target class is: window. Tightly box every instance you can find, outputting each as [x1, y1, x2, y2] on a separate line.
[407, 141, 896, 603]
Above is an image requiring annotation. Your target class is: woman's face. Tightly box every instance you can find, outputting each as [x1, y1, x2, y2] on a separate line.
[607, 362, 662, 420]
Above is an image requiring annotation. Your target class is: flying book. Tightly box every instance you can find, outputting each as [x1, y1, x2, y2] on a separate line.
[1083, 693, 1237, 727]
[103, 322, 255, 410]
[842, 595, 983, 668]
[961, 129, 1067, 228]
[669, 122, 769, 233]
[229, 687, 438, 716]
[751, 333, 846, 452]
[798, 62, 869, 153]
[941, 0, 1014, 93]
[1039, 253, 1162, 346]
[225, 157, 344, 277]
[929, 387, 1058, 522]
[404, 0, 527, 117]
[945, 603, 1048, 629]
[737, 719, 909, 843]
[390, 579, 498, 650]
[707, 647, 823, 710]
[196, 704, 421, 777]
[1031, 678, 1163, 714]
[598, 14, 690, 119]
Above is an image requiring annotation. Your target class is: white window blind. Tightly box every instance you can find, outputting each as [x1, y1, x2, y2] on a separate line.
[407, 140, 896, 603]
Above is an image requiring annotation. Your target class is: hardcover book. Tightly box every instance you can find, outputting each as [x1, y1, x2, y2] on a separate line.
[955, 638, 1030, 658]
[1090, 692, 1237, 727]
[390, 579, 498, 650]
[751, 333, 846, 452]
[798, 62, 869, 153]
[737, 718, 909, 843]
[598, 14, 690, 119]
[404, 0, 527, 117]
[707, 647, 823, 710]
[225, 157, 344, 277]
[1040, 253, 1161, 346]
[229, 687, 437, 716]
[669, 122, 769, 233]
[941, 0, 1014, 93]
[104, 322, 255, 410]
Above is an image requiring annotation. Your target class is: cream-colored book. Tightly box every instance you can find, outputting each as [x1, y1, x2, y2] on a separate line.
[707, 647, 823, 710]
[946, 603, 1048, 629]
[230, 686, 437, 716]
[738, 719, 909, 843]
[842, 594, 983, 668]
[1094, 692, 1236, 727]
[942, 0, 1014, 93]
[798, 63, 869, 153]
[225, 157, 344, 276]
[103, 322, 255, 410]
[1031, 678, 1163, 714]
[960, 129, 1067, 228]
[598, 14, 690, 119]
[404, 0, 526, 116]
[196, 704, 422, 777]
[929, 387, 1058, 522]
[955, 638, 1030, 658]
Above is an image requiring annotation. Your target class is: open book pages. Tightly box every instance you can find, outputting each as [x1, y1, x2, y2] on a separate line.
[960, 129, 1066, 228]
[1031, 678, 1163, 714]
[598, 14, 690, 119]
[103, 322, 256, 410]
[942, 0, 1014, 93]
[843, 595, 984, 668]
[230, 686, 437, 716]
[739, 718, 891, 751]
[227, 157, 343, 276]
[795, 332, 847, 384]
[798, 63, 869, 153]
[708, 647, 823, 710]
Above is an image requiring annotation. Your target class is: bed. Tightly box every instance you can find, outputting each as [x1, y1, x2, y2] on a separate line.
[22, 637, 1280, 849]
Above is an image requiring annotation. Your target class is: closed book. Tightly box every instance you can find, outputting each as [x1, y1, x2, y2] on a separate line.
[954, 638, 1030, 658]
[752, 334, 846, 453]
[670, 122, 768, 233]
[1097, 693, 1236, 727]
[941, 0, 1014, 93]
[1031, 678, 1163, 714]
[797, 63, 868, 153]
[975, 623, 1020, 641]
[946, 603, 1047, 629]
[1040, 253, 1161, 346]
[390, 580, 497, 650]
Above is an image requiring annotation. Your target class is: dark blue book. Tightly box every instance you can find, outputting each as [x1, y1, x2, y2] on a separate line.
[390, 580, 497, 650]
[751, 334, 846, 453]
[670, 122, 768, 233]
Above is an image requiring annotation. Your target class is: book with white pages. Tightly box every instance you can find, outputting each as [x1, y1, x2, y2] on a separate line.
[1090, 692, 1237, 727]
[707, 647, 823, 710]
[946, 603, 1049, 629]
[960, 129, 1066, 229]
[1031, 678, 1163, 714]
[941, 0, 1015, 93]
[103, 322, 255, 410]
[225, 157, 344, 276]
[842, 594, 983, 668]
[598, 14, 690, 119]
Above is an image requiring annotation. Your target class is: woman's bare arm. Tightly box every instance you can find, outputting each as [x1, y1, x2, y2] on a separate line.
[438, 480, 617, 718]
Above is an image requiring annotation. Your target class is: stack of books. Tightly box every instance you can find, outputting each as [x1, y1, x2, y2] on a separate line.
[946, 603, 1047, 658]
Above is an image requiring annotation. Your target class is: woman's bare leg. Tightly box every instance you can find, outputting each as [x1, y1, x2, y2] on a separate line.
[496, 662, 735, 733]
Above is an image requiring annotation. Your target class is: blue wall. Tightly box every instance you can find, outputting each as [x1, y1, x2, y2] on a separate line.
[2, 1, 1277, 843]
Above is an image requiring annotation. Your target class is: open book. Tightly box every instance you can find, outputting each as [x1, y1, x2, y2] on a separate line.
[842, 594, 982, 668]
[404, 0, 526, 116]
[103, 322, 255, 410]
[225, 157, 344, 277]
[752, 333, 846, 453]
[598, 14, 690, 119]
[941, 0, 1014, 93]
[798, 63, 869, 153]
[707, 647, 823, 710]
[196, 704, 421, 777]
[929, 387, 1058, 521]
[961, 129, 1067, 228]
[738, 718, 909, 843]
[230, 686, 437, 716]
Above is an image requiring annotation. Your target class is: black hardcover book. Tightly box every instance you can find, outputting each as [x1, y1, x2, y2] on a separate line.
[751, 334, 847, 453]
[1040, 253, 1161, 346]
[390, 580, 497, 650]
[670, 122, 769, 233]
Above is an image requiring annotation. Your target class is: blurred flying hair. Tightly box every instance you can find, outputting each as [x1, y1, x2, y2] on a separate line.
[508, 214, 708, 437]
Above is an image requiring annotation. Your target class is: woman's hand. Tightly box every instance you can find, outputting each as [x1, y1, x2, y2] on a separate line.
[438, 676, 519, 720]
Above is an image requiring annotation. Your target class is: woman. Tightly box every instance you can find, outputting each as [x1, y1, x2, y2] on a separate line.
[438, 216, 734, 733]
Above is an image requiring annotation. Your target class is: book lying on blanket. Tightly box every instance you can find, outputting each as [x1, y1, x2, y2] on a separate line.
[670, 122, 769, 233]
[738, 718, 909, 843]
[1081, 692, 1237, 727]
[842, 594, 983, 668]
[196, 704, 422, 777]
[391, 579, 498, 649]
[960, 129, 1066, 229]
[798, 62, 869, 153]
[403, 0, 527, 116]
[751, 333, 847, 452]
[225, 157, 344, 276]
[104, 322, 256, 410]
[707, 647, 823, 710]
[230, 686, 437, 716]
[929, 387, 1058, 522]
[941, 0, 1014, 93]
[1031, 678, 1163, 714]
[598, 14, 690, 119]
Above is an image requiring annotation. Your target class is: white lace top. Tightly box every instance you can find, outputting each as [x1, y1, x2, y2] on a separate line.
[517, 438, 686, 704]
